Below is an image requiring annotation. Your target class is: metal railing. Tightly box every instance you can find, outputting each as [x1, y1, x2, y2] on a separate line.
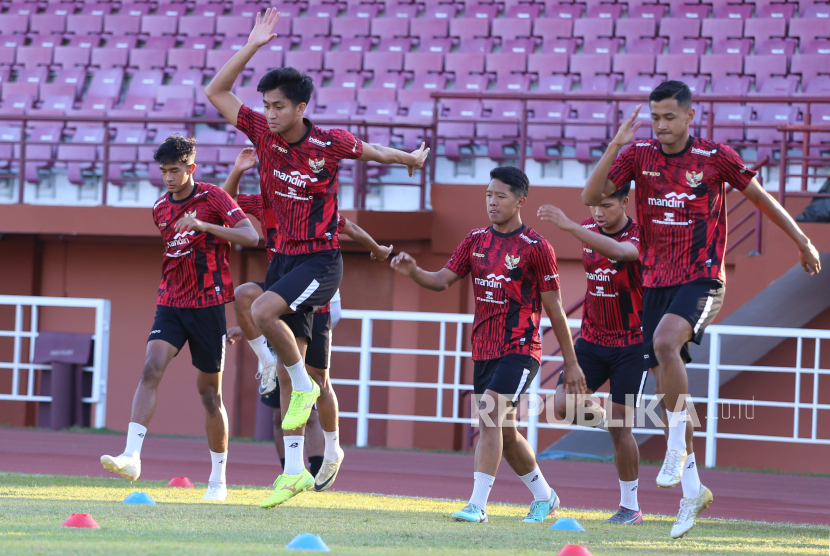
[331, 309, 830, 468]
[777, 123, 830, 207]
[0, 295, 111, 428]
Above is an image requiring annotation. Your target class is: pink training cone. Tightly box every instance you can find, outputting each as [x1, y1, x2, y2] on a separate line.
[556, 546, 593, 556]
[167, 476, 195, 488]
[61, 514, 100, 529]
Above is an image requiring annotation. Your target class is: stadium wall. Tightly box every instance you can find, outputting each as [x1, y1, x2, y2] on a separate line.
[0, 187, 828, 472]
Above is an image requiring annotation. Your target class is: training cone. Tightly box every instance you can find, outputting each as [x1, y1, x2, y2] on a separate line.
[556, 545, 594, 556]
[123, 491, 156, 505]
[61, 514, 100, 529]
[550, 517, 586, 531]
[285, 533, 331, 551]
[167, 477, 194, 488]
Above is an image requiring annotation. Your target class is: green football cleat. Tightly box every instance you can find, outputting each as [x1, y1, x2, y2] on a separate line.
[522, 489, 560, 523]
[451, 503, 488, 523]
[259, 470, 314, 509]
[281, 381, 320, 431]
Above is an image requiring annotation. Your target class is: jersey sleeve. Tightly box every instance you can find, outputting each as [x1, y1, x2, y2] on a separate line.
[337, 213, 346, 233]
[607, 144, 637, 190]
[328, 127, 364, 161]
[716, 144, 755, 192]
[443, 232, 474, 278]
[235, 105, 269, 144]
[237, 193, 263, 222]
[210, 187, 248, 227]
[624, 222, 641, 251]
[534, 239, 561, 292]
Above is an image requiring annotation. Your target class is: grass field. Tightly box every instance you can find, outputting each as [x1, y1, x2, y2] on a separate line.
[0, 473, 827, 556]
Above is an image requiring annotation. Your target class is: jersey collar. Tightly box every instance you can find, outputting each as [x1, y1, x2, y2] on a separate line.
[599, 216, 633, 238]
[168, 181, 199, 204]
[285, 118, 313, 147]
[490, 223, 526, 238]
[660, 135, 694, 158]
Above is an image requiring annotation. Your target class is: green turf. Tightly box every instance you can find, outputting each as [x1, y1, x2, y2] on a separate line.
[0, 473, 826, 556]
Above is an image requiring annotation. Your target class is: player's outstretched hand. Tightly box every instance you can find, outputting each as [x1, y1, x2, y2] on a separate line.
[407, 142, 430, 177]
[234, 147, 257, 172]
[562, 362, 587, 396]
[610, 104, 643, 148]
[800, 241, 821, 276]
[175, 216, 208, 233]
[371, 244, 393, 261]
[537, 204, 575, 232]
[248, 7, 280, 48]
[226, 326, 244, 344]
[390, 251, 417, 276]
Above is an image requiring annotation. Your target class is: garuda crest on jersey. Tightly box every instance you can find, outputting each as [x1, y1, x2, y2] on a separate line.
[309, 157, 326, 174]
[504, 254, 521, 270]
[184, 209, 197, 218]
[686, 170, 703, 188]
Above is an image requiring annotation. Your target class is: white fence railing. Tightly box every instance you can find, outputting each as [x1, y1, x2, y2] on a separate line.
[331, 310, 830, 468]
[0, 295, 111, 428]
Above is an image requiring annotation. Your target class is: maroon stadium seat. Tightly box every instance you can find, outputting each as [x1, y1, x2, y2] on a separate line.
[65, 35, 102, 48]
[744, 18, 786, 45]
[744, 54, 789, 89]
[573, 18, 614, 41]
[404, 51, 444, 75]
[126, 70, 164, 98]
[757, 3, 797, 19]
[52, 46, 90, 68]
[317, 87, 357, 105]
[346, 3, 382, 18]
[121, 4, 154, 17]
[324, 50, 363, 74]
[588, 4, 624, 18]
[293, 16, 330, 39]
[386, 4, 422, 18]
[568, 53, 612, 81]
[492, 18, 532, 41]
[31, 13, 66, 35]
[710, 75, 752, 95]
[615, 18, 657, 43]
[364, 51, 405, 76]
[67, 14, 103, 35]
[423, 3, 462, 19]
[217, 16, 258, 38]
[506, 3, 542, 18]
[533, 19, 573, 43]
[660, 17, 701, 39]
[528, 53, 569, 76]
[628, 4, 669, 22]
[0, 14, 29, 35]
[80, 3, 116, 16]
[181, 36, 217, 51]
[584, 38, 623, 54]
[656, 53, 699, 80]
[700, 53, 743, 83]
[104, 15, 141, 36]
[372, 17, 409, 40]
[167, 49, 207, 72]
[179, 16, 217, 37]
[544, 3, 585, 19]
[714, 2, 753, 18]
[613, 53, 656, 86]
[712, 104, 750, 143]
[446, 53, 486, 77]
[791, 54, 830, 90]
[467, 4, 501, 19]
[156, 3, 188, 17]
[15, 46, 53, 69]
[332, 17, 371, 39]
[128, 49, 167, 72]
[48, 68, 86, 98]
[410, 18, 449, 40]
[672, 4, 712, 18]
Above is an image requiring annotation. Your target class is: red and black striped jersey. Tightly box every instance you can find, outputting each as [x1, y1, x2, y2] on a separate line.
[237, 193, 345, 261]
[445, 224, 560, 362]
[152, 182, 247, 308]
[608, 136, 754, 288]
[580, 217, 643, 348]
[235, 105, 363, 256]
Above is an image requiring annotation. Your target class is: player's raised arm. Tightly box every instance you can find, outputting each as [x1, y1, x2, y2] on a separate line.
[540, 289, 586, 395]
[390, 252, 461, 291]
[740, 178, 820, 275]
[342, 218, 392, 261]
[205, 8, 281, 125]
[175, 215, 259, 247]
[359, 142, 430, 177]
[583, 105, 642, 206]
[222, 147, 258, 200]
[538, 204, 639, 262]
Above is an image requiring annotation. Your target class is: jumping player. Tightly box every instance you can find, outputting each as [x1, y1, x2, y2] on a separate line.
[538, 183, 646, 525]
[391, 167, 584, 524]
[100, 136, 259, 502]
[206, 8, 428, 506]
[582, 80, 821, 538]
[220, 148, 393, 504]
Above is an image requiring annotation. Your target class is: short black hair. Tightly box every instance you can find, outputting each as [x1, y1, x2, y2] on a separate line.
[257, 67, 314, 106]
[154, 135, 196, 165]
[489, 166, 529, 198]
[649, 80, 692, 110]
[607, 181, 631, 202]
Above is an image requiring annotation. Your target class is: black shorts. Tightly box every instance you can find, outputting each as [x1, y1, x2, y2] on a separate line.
[642, 278, 724, 368]
[148, 305, 226, 374]
[473, 353, 540, 405]
[557, 338, 648, 406]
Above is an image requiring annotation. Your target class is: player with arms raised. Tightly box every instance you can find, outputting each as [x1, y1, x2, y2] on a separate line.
[392, 167, 583, 524]
[583, 80, 821, 538]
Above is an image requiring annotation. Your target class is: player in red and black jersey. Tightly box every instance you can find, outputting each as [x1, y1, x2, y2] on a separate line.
[205, 10, 429, 479]
[583, 81, 821, 538]
[392, 167, 584, 525]
[538, 182, 647, 526]
[100, 136, 259, 502]
[220, 148, 393, 505]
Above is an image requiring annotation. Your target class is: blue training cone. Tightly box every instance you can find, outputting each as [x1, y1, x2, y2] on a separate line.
[550, 517, 585, 531]
[122, 492, 156, 505]
[285, 533, 331, 552]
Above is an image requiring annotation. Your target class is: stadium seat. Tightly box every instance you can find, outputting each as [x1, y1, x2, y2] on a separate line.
[656, 53, 699, 80]
[492, 18, 532, 41]
[67, 14, 103, 35]
[446, 53, 486, 77]
[528, 53, 569, 77]
[544, 4, 585, 19]
[660, 17, 701, 39]
[714, 3, 753, 18]
[31, 13, 67, 35]
[533, 19, 574, 43]
[744, 18, 787, 45]
[364, 51, 405, 76]
[332, 17, 372, 39]
[573, 18, 614, 41]
[179, 16, 216, 37]
[411, 17, 449, 40]
[141, 15, 179, 37]
[568, 53, 612, 81]
[791, 54, 828, 90]
[506, 3, 543, 18]
[104, 15, 141, 36]
[700, 53, 743, 83]
[566, 102, 614, 162]
[613, 54, 656, 86]
[744, 54, 791, 90]
[53, 46, 91, 69]
[757, 3, 797, 19]
[712, 104, 751, 143]
[702, 19, 750, 55]
[628, 4, 669, 21]
[615, 18, 657, 43]
[80, 3, 115, 16]
[747, 104, 799, 158]
[0, 14, 29, 35]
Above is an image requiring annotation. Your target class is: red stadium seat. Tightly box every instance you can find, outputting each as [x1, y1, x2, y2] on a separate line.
[293, 16, 330, 38]
[533, 19, 573, 43]
[757, 3, 797, 19]
[450, 18, 490, 42]
[660, 17, 701, 39]
[121, 4, 154, 17]
[712, 104, 751, 143]
[67, 14, 103, 35]
[324, 51, 363, 74]
[506, 3, 542, 18]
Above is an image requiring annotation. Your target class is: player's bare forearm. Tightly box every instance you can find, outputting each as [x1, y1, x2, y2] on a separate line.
[343, 219, 388, 259]
[583, 145, 622, 206]
[541, 290, 579, 367]
[569, 224, 639, 262]
[222, 168, 244, 200]
[359, 143, 412, 165]
[206, 219, 259, 247]
[391, 253, 460, 291]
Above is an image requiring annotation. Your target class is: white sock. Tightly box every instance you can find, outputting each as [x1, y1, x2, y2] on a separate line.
[666, 409, 687, 453]
[469, 472, 495, 512]
[519, 465, 553, 502]
[681, 453, 702, 499]
[248, 335, 275, 366]
[619, 479, 640, 511]
[209, 450, 227, 486]
[123, 422, 147, 458]
[323, 429, 341, 461]
[285, 359, 314, 392]
[283, 435, 305, 475]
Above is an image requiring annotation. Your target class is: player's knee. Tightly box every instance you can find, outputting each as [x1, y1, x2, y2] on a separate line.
[652, 333, 679, 360]
[199, 387, 221, 413]
[234, 283, 261, 312]
[140, 358, 166, 386]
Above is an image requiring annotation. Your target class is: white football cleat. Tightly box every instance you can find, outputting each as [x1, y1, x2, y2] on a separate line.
[313, 447, 345, 492]
[257, 357, 278, 396]
[656, 448, 687, 488]
[671, 485, 713, 539]
[202, 483, 228, 501]
[101, 452, 141, 481]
